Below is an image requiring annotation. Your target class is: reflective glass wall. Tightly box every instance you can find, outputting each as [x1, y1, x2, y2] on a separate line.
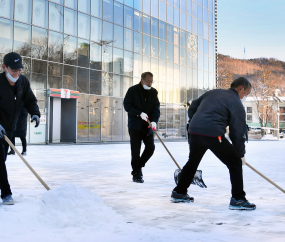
[0, 0, 216, 142]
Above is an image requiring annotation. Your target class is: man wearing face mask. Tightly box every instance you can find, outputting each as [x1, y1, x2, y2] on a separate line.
[171, 77, 256, 210]
[123, 72, 160, 183]
[0, 52, 41, 205]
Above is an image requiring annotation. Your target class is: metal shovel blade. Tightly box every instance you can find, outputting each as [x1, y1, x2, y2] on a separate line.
[174, 169, 207, 188]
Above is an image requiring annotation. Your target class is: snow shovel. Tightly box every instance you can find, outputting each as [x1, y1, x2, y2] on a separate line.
[147, 120, 207, 188]
[4, 134, 51, 191]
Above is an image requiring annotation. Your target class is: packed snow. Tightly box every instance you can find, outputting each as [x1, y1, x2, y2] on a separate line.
[1, 137, 285, 242]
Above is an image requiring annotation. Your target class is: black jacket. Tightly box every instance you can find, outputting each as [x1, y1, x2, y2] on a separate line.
[0, 72, 40, 132]
[123, 83, 160, 133]
[14, 106, 28, 137]
[188, 88, 246, 157]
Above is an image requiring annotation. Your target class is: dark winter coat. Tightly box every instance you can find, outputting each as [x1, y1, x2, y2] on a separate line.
[188, 88, 247, 157]
[0, 72, 40, 132]
[123, 83, 160, 134]
[13, 106, 28, 137]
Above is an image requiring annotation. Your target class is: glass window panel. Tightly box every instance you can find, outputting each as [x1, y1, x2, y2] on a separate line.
[209, 11, 213, 26]
[193, 51, 198, 69]
[91, 17, 102, 44]
[159, 40, 166, 60]
[124, 6, 133, 29]
[167, 5, 173, 25]
[51, 0, 63, 4]
[48, 62, 62, 89]
[174, 0, 179, 8]
[32, 26, 48, 59]
[186, 16, 191, 34]
[209, 0, 213, 11]
[143, 55, 150, 72]
[151, 37, 158, 58]
[49, 3, 63, 32]
[123, 76, 132, 97]
[78, 13, 90, 39]
[204, 8, 208, 23]
[63, 35, 77, 65]
[33, 0, 48, 28]
[174, 8, 179, 27]
[181, 0, 186, 10]
[187, 50, 192, 67]
[203, 23, 208, 39]
[167, 43, 173, 62]
[204, 0, 208, 9]
[180, 11, 186, 30]
[204, 72, 209, 90]
[159, 59, 166, 83]
[174, 26, 179, 45]
[198, 20, 203, 37]
[204, 56, 208, 72]
[77, 67, 89, 93]
[198, 69, 203, 89]
[151, 17, 159, 38]
[134, 0, 142, 11]
[204, 39, 208, 55]
[198, 36, 203, 53]
[167, 24, 173, 43]
[192, 2, 197, 18]
[102, 45, 113, 72]
[209, 57, 213, 73]
[64, 8, 77, 36]
[134, 53, 142, 77]
[199, 0, 203, 6]
[143, 0, 151, 14]
[103, 0, 113, 22]
[134, 10, 142, 32]
[167, 62, 173, 84]
[125, 0, 133, 8]
[114, 25, 124, 49]
[159, 1, 166, 21]
[114, 2, 123, 26]
[124, 28, 133, 51]
[150, 57, 158, 79]
[151, 0, 159, 18]
[89, 95, 101, 141]
[180, 47, 186, 65]
[198, 53, 203, 70]
[174, 45, 179, 64]
[209, 26, 213, 41]
[63, 65, 76, 90]
[65, 0, 78, 9]
[113, 48, 123, 74]
[15, 0, 32, 24]
[0, 0, 13, 19]
[198, 5, 203, 20]
[0, 18, 13, 53]
[209, 72, 214, 89]
[143, 14, 151, 35]
[113, 75, 123, 97]
[209, 41, 214, 57]
[77, 94, 89, 141]
[167, 0, 174, 5]
[102, 21, 113, 45]
[134, 31, 142, 54]
[143, 34, 150, 56]
[78, 0, 90, 14]
[180, 29, 186, 47]
[90, 70, 101, 95]
[78, 38, 90, 68]
[102, 72, 112, 96]
[31, 59, 47, 89]
[193, 17, 198, 35]
[90, 42, 102, 70]
[187, 0, 192, 14]
[14, 22, 31, 57]
[91, 0, 102, 18]
[124, 50, 133, 76]
[159, 20, 166, 41]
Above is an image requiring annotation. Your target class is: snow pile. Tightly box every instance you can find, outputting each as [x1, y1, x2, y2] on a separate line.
[40, 184, 123, 228]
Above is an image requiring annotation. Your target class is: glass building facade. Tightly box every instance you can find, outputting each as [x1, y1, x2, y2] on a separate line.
[0, 0, 216, 143]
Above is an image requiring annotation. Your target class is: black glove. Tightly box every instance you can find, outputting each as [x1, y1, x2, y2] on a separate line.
[0, 124, 7, 139]
[31, 115, 40, 127]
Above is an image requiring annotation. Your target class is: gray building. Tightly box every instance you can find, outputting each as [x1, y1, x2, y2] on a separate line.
[0, 0, 217, 143]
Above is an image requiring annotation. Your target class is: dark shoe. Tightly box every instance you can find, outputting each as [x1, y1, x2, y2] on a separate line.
[139, 168, 143, 178]
[2, 195, 15, 205]
[132, 171, 144, 183]
[21, 151, 27, 156]
[229, 198, 256, 210]
[171, 191, 194, 203]
[7, 150, 15, 155]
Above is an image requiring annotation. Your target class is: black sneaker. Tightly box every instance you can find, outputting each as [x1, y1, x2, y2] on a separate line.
[131, 171, 144, 183]
[171, 191, 194, 203]
[21, 151, 27, 156]
[229, 198, 256, 210]
[7, 150, 15, 155]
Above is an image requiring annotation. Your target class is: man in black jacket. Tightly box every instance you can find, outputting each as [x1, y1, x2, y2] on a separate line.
[0, 52, 41, 205]
[171, 77, 256, 210]
[123, 72, 160, 183]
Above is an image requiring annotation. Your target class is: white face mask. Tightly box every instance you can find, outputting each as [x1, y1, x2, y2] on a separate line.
[6, 67, 19, 83]
[143, 84, 151, 90]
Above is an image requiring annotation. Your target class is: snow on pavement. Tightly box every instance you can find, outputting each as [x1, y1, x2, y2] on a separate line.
[1, 138, 285, 242]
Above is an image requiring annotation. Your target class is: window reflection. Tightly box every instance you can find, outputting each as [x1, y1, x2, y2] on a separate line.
[143, 14, 151, 35]
[124, 28, 133, 51]
[187, 15, 192, 32]
[91, 17, 102, 44]
[198, 5, 203, 20]
[49, 3, 63, 32]
[103, 0, 113, 22]
[64, 8, 77, 36]
[102, 72, 113, 96]
[0, 0, 13, 19]
[113, 75, 123, 97]
[167, 5, 173, 25]
[159, 60, 166, 83]
[134, 31, 142, 54]
[31, 59, 47, 89]
[167, 24, 173, 43]
[192, 2, 198, 18]
[48, 62, 62, 89]
[102, 21, 113, 46]
[78, 0, 90, 14]
[174, 0, 179, 8]
[198, 54, 203, 70]
[193, 17, 198, 35]
[134, 53, 142, 77]
[143, 34, 150, 56]
[151, 58, 158, 79]
[113, 48, 124, 74]
[180, 47, 186, 66]
[159, 1, 166, 21]
[77, 94, 89, 141]
[114, 25, 124, 49]
[204, 8, 208, 23]
[90, 42, 102, 70]
[32, 26, 48, 60]
[33, 0, 48, 28]
[63, 65, 77, 90]
[114, 2, 123, 26]
[125, 0, 133, 8]
[151, 0, 159, 18]
[134, 0, 142, 11]
[143, 0, 151, 14]
[204, 56, 208, 72]
[124, 50, 133, 76]
[89, 95, 101, 141]
[159, 20, 166, 41]
[198, 20, 203, 37]
[203, 23, 208, 39]
[91, 0, 102, 18]
[173, 8, 179, 27]
[143, 55, 150, 72]
[151, 37, 158, 58]
[151, 17, 159, 38]
[180, 12, 186, 30]
[64, 35, 77, 65]
[134, 10, 142, 32]
[78, 38, 90, 68]
[14, 22, 31, 57]
[204, 39, 208, 56]
[125, 6, 133, 29]
[78, 13, 90, 40]
[0, 18, 13, 53]
[90, 69, 102, 95]
[102, 45, 113, 72]
[15, 0, 32, 24]
[159, 40, 166, 60]
[167, 62, 173, 84]
[174, 27, 179, 45]
[180, 29, 186, 48]
[77, 67, 90, 93]
[167, 43, 173, 62]
[65, 0, 78, 10]
[174, 46, 179, 64]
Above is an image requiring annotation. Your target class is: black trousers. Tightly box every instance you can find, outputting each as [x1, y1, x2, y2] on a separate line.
[174, 134, 246, 200]
[0, 131, 13, 199]
[11, 136, 27, 152]
[128, 128, 155, 172]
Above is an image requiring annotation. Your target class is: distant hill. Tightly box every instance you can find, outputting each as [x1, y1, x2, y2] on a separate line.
[217, 54, 285, 96]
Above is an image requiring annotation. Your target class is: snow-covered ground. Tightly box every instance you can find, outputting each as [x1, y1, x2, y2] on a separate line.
[2, 138, 285, 242]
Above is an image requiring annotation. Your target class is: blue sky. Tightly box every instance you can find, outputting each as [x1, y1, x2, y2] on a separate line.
[218, 0, 285, 61]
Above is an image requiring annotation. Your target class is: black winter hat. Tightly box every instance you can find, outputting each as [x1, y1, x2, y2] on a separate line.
[3, 52, 24, 69]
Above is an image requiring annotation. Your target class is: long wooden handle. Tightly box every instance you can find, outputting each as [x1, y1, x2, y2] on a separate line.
[4, 135, 51, 191]
[147, 120, 181, 169]
[246, 162, 285, 194]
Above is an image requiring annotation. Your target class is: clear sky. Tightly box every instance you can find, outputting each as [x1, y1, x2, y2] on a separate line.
[218, 0, 285, 61]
